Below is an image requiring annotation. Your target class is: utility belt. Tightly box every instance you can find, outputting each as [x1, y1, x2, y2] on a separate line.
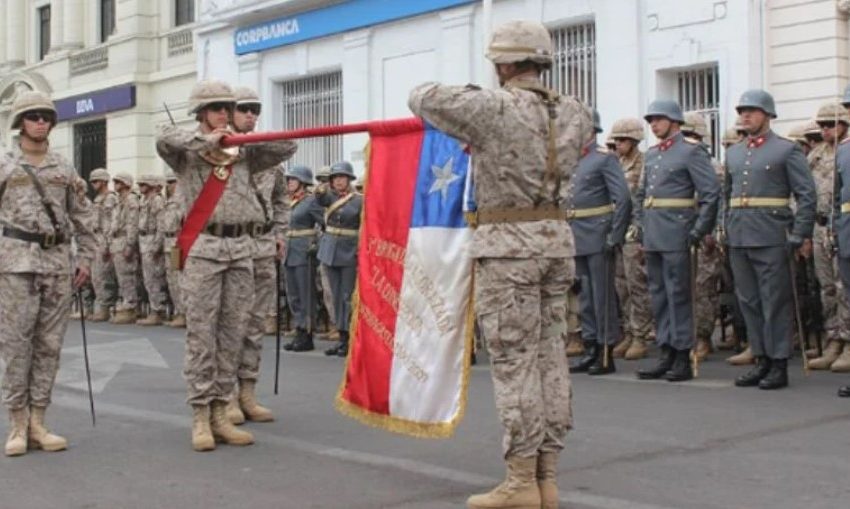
[470, 206, 567, 227]
[203, 221, 271, 238]
[565, 203, 614, 220]
[325, 226, 359, 237]
[841, 202, 850, 214]
[728, 197, 790, 208]
[162, 231, 177, 238]
[111, 231, 126, 238]
[642, 197, 696, 209]
[287, 229, 317, 238]
[1, 226, 67, 249]
[139, 230, 155, 236]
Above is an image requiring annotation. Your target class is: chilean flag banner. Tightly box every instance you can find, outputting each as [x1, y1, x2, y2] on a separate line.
[336, 118, 474, 438]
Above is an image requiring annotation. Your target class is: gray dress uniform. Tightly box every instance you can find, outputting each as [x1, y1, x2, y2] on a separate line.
[634, 131, 720, 351]
[725, 131, 816, 361]
[284, 194, 324, 331]
[316, 189, 362, 333]
[833, 139, 850, 322]
[567, 143, 631, 346]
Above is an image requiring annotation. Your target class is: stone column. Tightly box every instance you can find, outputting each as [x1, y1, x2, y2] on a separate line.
[63, 0, 84, 49]
[49, 0, 65, 54]
[342, 29, 371, 174]
[6, 0, 25, 66]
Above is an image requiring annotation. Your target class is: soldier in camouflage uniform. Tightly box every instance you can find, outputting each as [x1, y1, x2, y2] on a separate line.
[786, 124, 813, 156]
[610, 117, 654, 360]
[88, 168, 118, 321]
[0, 91, 96, 457]
[681, 111, 724, 361]
[156, 80, 297, 451]
[160, 169, 186, 328]
[807, 103, 850, 371]
[107, 172, 140, 324]
[136, 174, 168, 325]
[409, 20, 593, 509]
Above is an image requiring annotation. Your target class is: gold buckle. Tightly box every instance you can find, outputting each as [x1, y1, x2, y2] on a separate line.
[253, 223, 265, 237]
[741, 196, 749, 208]
[565, 209, 576, 219]
[43, 233, 56, 248]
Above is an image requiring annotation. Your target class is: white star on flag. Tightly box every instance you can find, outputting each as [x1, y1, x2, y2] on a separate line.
[428, 157, 461, 202]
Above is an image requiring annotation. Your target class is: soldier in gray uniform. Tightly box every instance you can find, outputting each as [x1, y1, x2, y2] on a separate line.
[833, 129, 850, 397]
[282, 165, 324, 352]
[566, 111, 631, 375]
[316, 161, 362, 357]
[726, 89, 817, 390]
[634, 99, 720, 382]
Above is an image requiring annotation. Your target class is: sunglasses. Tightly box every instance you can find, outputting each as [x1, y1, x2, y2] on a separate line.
[236, 104, 261, 115]
[23, 111, 56, 123]
[205, 102, 234, 112]
[817, 122, 837, 129]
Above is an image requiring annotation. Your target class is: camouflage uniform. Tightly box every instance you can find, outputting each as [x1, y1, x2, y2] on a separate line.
[693, 160, 724, 344]
[155, 126, 296, 406]
[410, 74, 592, 459]
[138, 181, 168, 316]
[160, 183, 184, 320]
[108, 185, 140, 313]
[91, 183, 119, 315]
[0, 147, 96, 410]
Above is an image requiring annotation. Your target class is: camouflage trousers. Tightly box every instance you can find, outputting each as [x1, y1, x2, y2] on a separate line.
[814, 226, 850, 342]
[474, 257, 573, 459]
[182, 256, 254, 406]
[618, 242, 654, 339]
[92, 246, 117, 310]
[165, 243, 183, 315]
[319, 265, 337, 328]
[238, 256, 276, 381]
[140, 251, 168, 313]
[694, 246, 721, 340]
[110, 243, 139, 311]
[0, 273, 72, 410]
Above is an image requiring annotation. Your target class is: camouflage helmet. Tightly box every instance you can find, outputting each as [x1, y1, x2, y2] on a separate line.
[485, 20, 553, 68]
[643, 99, 684, 123]
[329, 161, 356, 180]
[591, 110, 602, 133]
[187, 79, 235, 115]
[233, 86, 261, 106]
[682, 111, 709, 140]
[604, 133, 615, 149]
[112, 172, 134, 187]
[163, 168, 177, 182]
[88, 168, 110, 183]
[285, 165, 314, 186]
[786, 124, 809, 145]
[136, 173, 159, 187]
[721, 127, 742, 146]
[842, 83, 850, 107]
[815, 102, 850, 125]
[804, 119, 822, 136]
[610, 117, 644, 142]
[315, 166, 331, 182]
[734, 116, 747, 134]
[11, 91, 57, 129]
[735, 89, 777, 118]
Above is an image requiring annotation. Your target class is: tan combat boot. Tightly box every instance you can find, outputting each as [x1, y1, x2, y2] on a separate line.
[226, 397, 245, 425]
[467, 456, 541, 509]
[565, 332, 584, 357]
[809, 340, 843, 370]
[28, 406, 67, 452]
[89, 308, 110, 322]
[612, 334, 632, 359]
[536, 452, 559, 509]
[694, 337, 712, 362]
[726, 346, 754, 366]
[830, 343, 850, 372]
[625, 337, 648, 360]
[5, 408, 29, 457]
[136, 311, 164, 326]
[238, 380, 275, 422]
[111, 309, 137, 325]
[191, 405, 215, 452]
[210, 401, 254, 446]
[715, 325, 738, 350]
[167, 314, 186, 328]
[326, 327, 341, 341]
[263, 315, 278, 335]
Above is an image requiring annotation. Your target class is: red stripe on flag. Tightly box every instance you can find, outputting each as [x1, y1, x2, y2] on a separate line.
[342, 118, 425, 414]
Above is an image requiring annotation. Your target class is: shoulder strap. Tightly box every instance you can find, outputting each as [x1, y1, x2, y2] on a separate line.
[20, 164, 62, 233]
[509, 82, 562, 206]
[247, 172, 271, 223]
[324, 192, 357, 224]
[175, 165, 233, 268]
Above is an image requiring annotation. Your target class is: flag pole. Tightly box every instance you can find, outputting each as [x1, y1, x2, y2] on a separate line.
[220, 118, 423, 147]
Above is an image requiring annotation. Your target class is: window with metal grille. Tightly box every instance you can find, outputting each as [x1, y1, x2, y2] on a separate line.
[544, 22, 597, 107]
[677, 65, 720, 157]
[279, 72, 343, 171]
[100, 0, 116, 42]
[175, 0, 195, 27]
[38, 5, 51, 61]
[74, 120, 107, 187]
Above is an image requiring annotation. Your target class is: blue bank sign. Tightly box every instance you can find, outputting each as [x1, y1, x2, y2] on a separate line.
[234, 0, 477, 55]
[55, 84, 136, 122]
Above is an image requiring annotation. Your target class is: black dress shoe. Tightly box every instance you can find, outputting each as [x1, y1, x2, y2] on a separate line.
[665, 349, 693, 382]
[588, 345, 616, 375]
[735, 356, 771, 387]
[637, 345, 674, 380]
[324, 344, 340, 356]
[838, 385, 850, 397]
[569, 342, 598, 373]
[758, 358, 788, 390]
[284, 328, 306, 351]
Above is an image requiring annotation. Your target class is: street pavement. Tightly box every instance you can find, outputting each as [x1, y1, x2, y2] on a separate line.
[1, 322, 849, 509]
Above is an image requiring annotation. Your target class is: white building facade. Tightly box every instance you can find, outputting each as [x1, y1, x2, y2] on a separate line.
[0, 0, 200, 180]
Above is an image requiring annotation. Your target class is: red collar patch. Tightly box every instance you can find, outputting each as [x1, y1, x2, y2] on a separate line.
[658, 138, 675, 152]
[748, 135, 767, 149]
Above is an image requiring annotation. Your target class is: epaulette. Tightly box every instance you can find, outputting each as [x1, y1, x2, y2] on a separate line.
[596, 146, 609, 154]
[683, 137, 699, 144]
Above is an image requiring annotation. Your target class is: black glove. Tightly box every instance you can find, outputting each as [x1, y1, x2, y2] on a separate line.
[604, 233, 621, 254]
[786, 233, 804, 251]
[687, 230, 701, 247]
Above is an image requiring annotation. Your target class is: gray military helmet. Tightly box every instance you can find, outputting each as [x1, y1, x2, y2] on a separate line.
[286, 165, 314, 186]
[735, 89, 777, 118]
[592, 110, 602, 133]
[842, 83, 850, 106]
[643, 99, 684, 124]
[329, 161, 356, 180]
